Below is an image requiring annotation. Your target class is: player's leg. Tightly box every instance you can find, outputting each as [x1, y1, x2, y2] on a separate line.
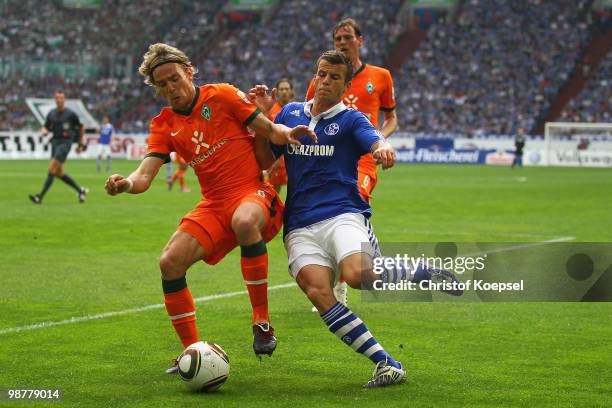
[336, 252, 406, 388]
[232, 201, 269, 324]
[341, 215, 462, 295]
[51, 145, 87, 201]
[96, 144, 103, 173]
[232, 188, 283, 356]
[29, 148, 63, 204]
[178, 164, 189, 192]
[105, 145, 112, 173]
[288, 222, 405, 388]
[160, 230, 206, 349]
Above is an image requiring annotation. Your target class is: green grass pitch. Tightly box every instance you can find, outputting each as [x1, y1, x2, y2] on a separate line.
[1, 160, 611, 407]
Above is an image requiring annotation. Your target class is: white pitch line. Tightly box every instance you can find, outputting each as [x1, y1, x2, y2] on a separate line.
[0, 236, 576, 336]
[0, 282, 297, 336]
[462, 236, 576, 257]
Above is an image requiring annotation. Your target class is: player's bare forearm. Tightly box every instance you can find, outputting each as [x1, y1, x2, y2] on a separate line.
[380, 110, 398, 138]
[105, 156, 164, 195]
[254, 133, 276, 170]
[250, 112, 317, 145]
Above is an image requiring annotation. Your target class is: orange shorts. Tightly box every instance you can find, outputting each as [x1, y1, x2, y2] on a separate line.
[357, 170, 378, 203]
[177, 184, 284, 265]
[175, 153, 187, 165]
[268, 158, 287, 186]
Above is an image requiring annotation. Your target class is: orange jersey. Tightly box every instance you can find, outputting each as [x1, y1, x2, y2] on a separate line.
[268, 102, 283, 120]
[146, 84, 263, 200]
[307, 63, 395, 175]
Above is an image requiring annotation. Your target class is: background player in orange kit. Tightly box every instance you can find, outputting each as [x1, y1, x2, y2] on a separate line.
[306, 18, 398, 307]
[265, 78, 295, 194]
[168, 153, 190, 192]
[104, 43, 316, 371]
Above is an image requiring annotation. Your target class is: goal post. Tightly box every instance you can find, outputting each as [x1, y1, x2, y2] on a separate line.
[544, 122, 612, 167]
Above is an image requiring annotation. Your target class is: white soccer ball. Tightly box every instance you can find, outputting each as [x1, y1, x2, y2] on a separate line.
[177, 341, 230, 392]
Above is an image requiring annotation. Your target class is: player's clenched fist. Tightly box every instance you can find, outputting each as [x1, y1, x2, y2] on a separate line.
[372, 142, 396, 170]
[105, 174, 132, 195]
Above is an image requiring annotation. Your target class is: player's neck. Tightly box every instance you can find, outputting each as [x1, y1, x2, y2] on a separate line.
[352, 58, 363, 72]
[311, 100, 337, 117]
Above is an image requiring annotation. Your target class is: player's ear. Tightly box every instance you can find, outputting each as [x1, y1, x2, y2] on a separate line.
[357, 35, 364, 48]
[184, 66, 194, 81]
[343, 79, 352, 94]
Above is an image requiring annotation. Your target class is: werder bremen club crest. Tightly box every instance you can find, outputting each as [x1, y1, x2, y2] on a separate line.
[201, 104, 211, 120]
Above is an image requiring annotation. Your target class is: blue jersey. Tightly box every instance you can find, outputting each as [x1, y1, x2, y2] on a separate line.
[99, 123, 114, 145]
[272, 101, 383, 236]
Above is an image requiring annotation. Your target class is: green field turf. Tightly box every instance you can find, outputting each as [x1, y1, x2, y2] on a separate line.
[1, 160, 611, 407]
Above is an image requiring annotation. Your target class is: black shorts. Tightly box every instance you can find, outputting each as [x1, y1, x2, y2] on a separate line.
[51, 141, 72, 163]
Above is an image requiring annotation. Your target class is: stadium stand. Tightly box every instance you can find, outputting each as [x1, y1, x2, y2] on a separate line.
[0, 0, 609, 135]
[395, 0, 593, 136]
[558, 52, 611, 123]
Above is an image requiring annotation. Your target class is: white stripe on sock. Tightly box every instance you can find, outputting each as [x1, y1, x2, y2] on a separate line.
[350, 331, 372, 351]
[244, 279, 267, 285]
[363, 343, 383, 357]
[328, 309, 352, 326]
[335, 317, 363, 338]
[169, 311, 195, 321]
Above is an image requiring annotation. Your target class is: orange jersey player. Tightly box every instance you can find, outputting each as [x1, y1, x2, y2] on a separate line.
[168, 153, 190, 192]
[265, 78, 295, 193]
[104, 43, 315, 372]
[307, 18, 397, 203]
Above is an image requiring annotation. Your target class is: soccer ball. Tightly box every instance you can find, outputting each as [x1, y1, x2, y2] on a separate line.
[177, 341, 230, 392]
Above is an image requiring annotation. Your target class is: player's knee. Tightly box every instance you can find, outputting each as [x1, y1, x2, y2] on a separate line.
[232, 213, 258, 235]
[344, 266, 374, 289]
[159, 250, 186, 280]
[303, 284, 331, 303]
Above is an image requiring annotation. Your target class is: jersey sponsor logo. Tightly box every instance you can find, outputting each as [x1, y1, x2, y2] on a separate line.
[191, 130, 210, 154]
[201, 104, 212, 120]
[236, 90, 251, 104]
[290, 109, 301, 117]
[287, 144, 334, 157]
[366, 81, 375, 94]
[344, 94, 358, 109]
[188, 139, 228, 167]
[324, 123, 339, 136]
[171, 127, 184, 137]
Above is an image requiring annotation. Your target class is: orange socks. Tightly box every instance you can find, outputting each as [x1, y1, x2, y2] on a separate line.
[162, 277, 199, 348]
[240, 240, 269, 324]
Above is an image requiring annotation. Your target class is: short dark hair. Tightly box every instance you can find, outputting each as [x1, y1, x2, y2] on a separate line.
[315, 50, 354, 84]
[275, 78, 293, 89]
[332, 18, 362, 39]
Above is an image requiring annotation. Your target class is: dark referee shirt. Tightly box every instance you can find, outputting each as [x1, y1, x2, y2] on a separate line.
[44, 108, 82, 143]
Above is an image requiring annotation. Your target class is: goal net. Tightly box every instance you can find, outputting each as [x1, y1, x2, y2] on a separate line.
[544, 122, 612, 167]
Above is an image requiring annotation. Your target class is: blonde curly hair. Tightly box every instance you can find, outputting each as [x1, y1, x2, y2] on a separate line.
[138, 43, 198, 86]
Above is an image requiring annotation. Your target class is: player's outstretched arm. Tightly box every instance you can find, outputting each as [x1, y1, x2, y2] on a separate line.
[105, 156, 164, 195]
[380, 110, 398, 138]
[250, 112, 317, 146]
[253, 133, 276, 171]
[371, 140, 396, 170]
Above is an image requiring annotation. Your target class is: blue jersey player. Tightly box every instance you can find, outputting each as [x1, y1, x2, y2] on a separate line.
[253, 50, 405, 388]
[97, 115, 114, 173]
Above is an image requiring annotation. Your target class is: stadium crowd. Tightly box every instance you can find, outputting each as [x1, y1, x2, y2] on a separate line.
[559, 53, 611, 124]
[1, 0, 609, 135]
[395, 0, 592, 136]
